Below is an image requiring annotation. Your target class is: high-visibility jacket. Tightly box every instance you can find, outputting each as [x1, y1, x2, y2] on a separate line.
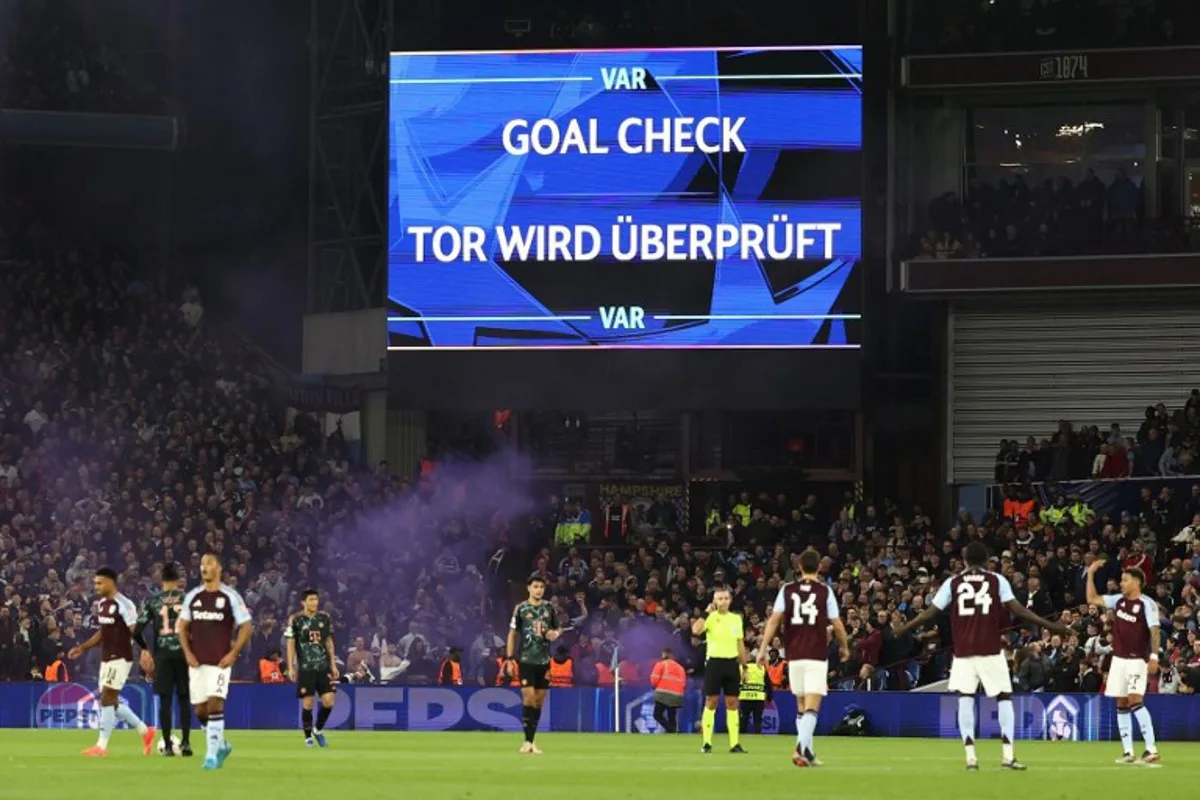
[259, 659, 285, 683]
[706, 509, 721, 531]
[1003, 498, 1035, 524]
[618, 659, 640, 684]
[602, 503, 630, 539]
[438, 659, 463, 686]
[596, 662, 615, 686]
[1068, 501, 1092, 526]
[766, 660, 787, 690]
[548, 658, 574, 687]
[495, 658, 520, 687]
[45, 659, 69, 682]
[732, 503, 751, 527]
[649, 658, 686, 697]
[739, 663, 767, 701]
[554, 509, 592, 547]
[1041, 505, 1066, 525]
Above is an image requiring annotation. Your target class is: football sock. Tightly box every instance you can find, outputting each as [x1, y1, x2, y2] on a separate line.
[997, 699, 1015, 762]
[1117, 710, 1133, 754]
[115, 703, 149, 735]
[521, 705, 536, 744]
[206, 714, 225, 760]
[302, 708, 314, 739]
[798, 711, 819, 758]
[795, 715, 805, 750]
[957, 696, 976, 763]
[97, 705, 116, 749]
[316, 705, 332, 733]
[159, 696, 173, 742]
[1131, 704, 1156, 751]
[726, 709, 740, 748]
[701, 707, 715, 746]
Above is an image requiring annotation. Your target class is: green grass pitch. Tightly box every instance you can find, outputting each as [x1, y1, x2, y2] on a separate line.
[0, 730, 1194, 800]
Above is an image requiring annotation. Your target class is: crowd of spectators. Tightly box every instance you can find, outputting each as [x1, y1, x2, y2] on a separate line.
[2, 205, 1197, 699]
[0, 206, 531, 685]
[995, 392, 1200, 484]
[0, 0, 168, 113]
[909, 0, 1200, 55]
[482, 486, 1200, 697]
[909, 171, 1197, 261]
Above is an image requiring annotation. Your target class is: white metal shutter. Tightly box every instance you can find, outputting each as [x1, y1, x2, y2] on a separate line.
[948, 304, 1200, 483]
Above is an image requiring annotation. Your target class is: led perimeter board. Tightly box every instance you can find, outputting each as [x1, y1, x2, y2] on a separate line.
[386, 45, 863, 354]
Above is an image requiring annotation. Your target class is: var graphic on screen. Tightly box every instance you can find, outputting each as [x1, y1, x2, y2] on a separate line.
[386, 46, 862, 350]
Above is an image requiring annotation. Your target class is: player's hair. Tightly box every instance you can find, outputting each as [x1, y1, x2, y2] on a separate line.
[161, 563, 180, 582]
[712, 585, 731, 596]
[96, 567, 118, 582]
[661, 647, 673, 658]
[201, 552, 221, 564]
[527, 574, 546, 586]
[1123, 567, 1146, 586]
[798, 548, 821, 574]
[964, 541, 989, 567]
[301, 589, 319, 601]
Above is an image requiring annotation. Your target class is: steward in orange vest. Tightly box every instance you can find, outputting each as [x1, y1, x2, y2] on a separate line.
[548, 648, 573, 687]
[259, 652, 285, 683]
[766, 650, 787, 691]
[438, 649, 464, 686]
[45, 657, 69, 682]
[495, 657, 520, 687]
[595, 661, 615, 687]
[649, 649, 686, 732]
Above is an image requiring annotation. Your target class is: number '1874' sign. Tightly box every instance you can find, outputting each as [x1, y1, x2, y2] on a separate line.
[1039, 54, 1089, 81]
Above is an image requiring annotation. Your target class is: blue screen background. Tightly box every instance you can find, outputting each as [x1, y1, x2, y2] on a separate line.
[387, 46, 862, 350]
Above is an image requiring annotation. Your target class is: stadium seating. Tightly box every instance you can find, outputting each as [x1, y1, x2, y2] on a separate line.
[0, 205, 1195, 695]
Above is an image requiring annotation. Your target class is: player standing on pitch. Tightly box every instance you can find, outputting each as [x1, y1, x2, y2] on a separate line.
[758, 549, 849, 767]
[898, 541, 1067, 771]
[507, 574, 561, 754]
[177, 554, 253, 771]
[135, 562, 192, 756]
[691, 586, 748, 754]
[1085, 558, 1161, 765]
[69, 567, 157, 757]
[286, 589, 340, 747]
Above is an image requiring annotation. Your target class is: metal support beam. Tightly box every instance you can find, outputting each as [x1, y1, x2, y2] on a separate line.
[307, 0, 390, 313]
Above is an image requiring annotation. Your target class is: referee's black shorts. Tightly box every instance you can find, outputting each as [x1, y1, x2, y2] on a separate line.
[703, 657, 741, 698]
[153, 653, 189, 696]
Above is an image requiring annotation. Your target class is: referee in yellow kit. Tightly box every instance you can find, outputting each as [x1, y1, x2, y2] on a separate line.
[690, 586, 748, 754]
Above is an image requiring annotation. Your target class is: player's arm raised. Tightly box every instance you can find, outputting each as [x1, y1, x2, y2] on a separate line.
[1084, 557, 1105, 607]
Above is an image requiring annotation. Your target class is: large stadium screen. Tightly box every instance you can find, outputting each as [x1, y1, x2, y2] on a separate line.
[386, 45, 862, 351]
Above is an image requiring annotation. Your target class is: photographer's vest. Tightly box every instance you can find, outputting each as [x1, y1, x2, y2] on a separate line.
[739, 663, 766, 702]
[548, 658, 574, 687]
[45, 659, 69, 682]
